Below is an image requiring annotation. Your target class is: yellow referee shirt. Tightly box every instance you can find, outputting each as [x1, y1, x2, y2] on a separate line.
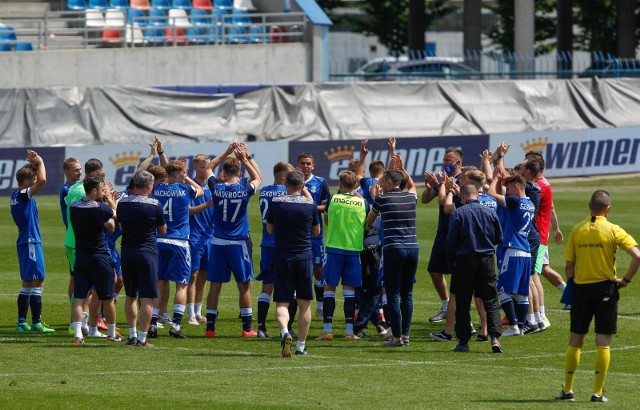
[565, 216, 638, 284]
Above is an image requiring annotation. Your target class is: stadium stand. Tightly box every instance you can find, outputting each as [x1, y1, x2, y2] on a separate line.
[109, 0, 130, 9]
[191, 0, 213, 10]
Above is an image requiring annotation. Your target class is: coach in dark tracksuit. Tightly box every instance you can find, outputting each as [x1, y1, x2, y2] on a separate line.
[447, 183, 504, 353]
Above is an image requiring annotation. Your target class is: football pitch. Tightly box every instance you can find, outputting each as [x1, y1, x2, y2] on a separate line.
[1, 177, 639, 408]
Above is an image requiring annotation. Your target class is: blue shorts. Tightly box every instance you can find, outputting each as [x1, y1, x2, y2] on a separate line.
[322, 251, 362, 288]
[121, 249, 158, 299]
[207, 238, 254, 283]
[311, 238, 324, 266]
[17, 243, 45, 282]
[18, 243, 47, 282]
[157, 240, 191, 284]
[256, 246, 275, 285]
[108, 246, 122, 276]
[189, 240, 210, 272]
[497, 248, 531, 297]
[273, 253, 313, 303]
[74, 252, 115, 300]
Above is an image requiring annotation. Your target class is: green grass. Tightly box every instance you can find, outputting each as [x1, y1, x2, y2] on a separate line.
[1, 177, 640, 408]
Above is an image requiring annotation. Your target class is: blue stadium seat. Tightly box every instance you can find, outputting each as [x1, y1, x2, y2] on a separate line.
[227, 25, 247, 44]
[148, 8, 168, 25]
[68, 0, 88, 10]
[127, 8, 147, 25]
[231, 8, 250, 25]
[0, 42, 11, 52]
[151, 0, 171, 10]
[88, 0, 109, 9]
[15, 42, 34, 51]
[172, 0, 192, 9]
[249, 25, 268, 43]
[110, 0, 130, 9]
[0, 29, 17, 42]
[214, 0, 232, 10]
[143, 27, 166, 44]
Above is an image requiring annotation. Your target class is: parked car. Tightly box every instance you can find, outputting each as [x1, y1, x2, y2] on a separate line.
[578, 59, 640, 78]
[356, 57, 481, 81]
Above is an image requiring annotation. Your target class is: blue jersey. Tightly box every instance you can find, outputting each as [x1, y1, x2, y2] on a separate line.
[153, 182, 197, 240]
[208, 176, 256, 240]
[259, 184, 288, 247]
[10, 188, 42, 246]
[498, 195, 535, 252]
[305, 174, 330, 238]
[478, 192, 498, 212]
[189, 181, 214, 244]
[360, 177, 378, 206]
[70, 199, 113, 254]
[117, 195, 165, 253]
[60, 182, 72, 228]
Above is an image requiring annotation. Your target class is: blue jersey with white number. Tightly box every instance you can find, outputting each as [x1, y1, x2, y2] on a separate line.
[208, 176, 255, 240]
[189, 182, 214, 244]
[498, 195, 535, 252]
[478, 192, 498, 212]
[153, 183, 197, 240]
[259, 184, 288, 248]
[10, 188, 42, 246]
[304, 174, 330, 238]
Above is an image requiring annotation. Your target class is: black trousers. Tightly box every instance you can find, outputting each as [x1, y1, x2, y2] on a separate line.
[452, 254, 502, 344]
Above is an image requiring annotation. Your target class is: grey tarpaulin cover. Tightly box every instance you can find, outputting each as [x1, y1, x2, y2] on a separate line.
[3, 78, 640, 146]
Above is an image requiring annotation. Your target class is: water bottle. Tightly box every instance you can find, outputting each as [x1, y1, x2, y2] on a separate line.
[283, 0, 291, 12]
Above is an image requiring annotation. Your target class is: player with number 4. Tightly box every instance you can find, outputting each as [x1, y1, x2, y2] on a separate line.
[204, 143, 262, 338]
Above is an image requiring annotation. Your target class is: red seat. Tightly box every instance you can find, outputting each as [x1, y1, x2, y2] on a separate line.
[270, 25, 289, 43]
[166, 27, 187, 43]
[130, 0, 152, 10]
[102, 27, 123, 44]
[192, 0, 213, 10]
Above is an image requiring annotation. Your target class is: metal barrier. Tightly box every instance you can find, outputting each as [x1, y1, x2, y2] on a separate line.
[0, 10, 306, 50]
[330, 50, 640, 81]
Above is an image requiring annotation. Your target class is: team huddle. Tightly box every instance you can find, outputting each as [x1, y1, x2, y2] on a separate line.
[10, 137, 639, 402]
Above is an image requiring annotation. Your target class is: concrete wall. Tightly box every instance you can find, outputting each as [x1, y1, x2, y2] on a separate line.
[0, 42, 309, 87]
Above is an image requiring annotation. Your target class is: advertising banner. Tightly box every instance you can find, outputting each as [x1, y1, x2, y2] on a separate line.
[0, 147, 65, 196]
[491, 128, 640, 177]
[289, 135, 490, 185]
[66, 141, 289, 190]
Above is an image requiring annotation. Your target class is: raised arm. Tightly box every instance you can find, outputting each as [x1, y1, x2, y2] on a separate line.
[487, 166, 506, 206]
[238, 142, 262, 179]
[355, 139, 369, 181]
[205, 143, 236, 176]
[237, 146, 261, 189]
[26, 150, 47, 196]
[156, 136, 169, 167]
[185, 175, 204, 198]
[138, 139, 159, 171]
[480, 149, 494, 183]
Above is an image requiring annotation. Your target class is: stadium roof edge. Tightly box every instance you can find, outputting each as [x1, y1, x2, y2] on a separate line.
[296, 0, 332, 26]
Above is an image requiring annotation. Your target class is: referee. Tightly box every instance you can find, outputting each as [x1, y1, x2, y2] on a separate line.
[557, 190, 640, 403]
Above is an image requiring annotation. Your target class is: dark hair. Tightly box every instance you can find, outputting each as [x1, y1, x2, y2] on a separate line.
[369, 160, 385, 176]
[83, 175, 103, 195]
[460, 183, 478, 196]
[286, 170, 305, 189]
[504, 173, 526, 187]
[446, 147, 463, 160]
[524, 158, 540, 176]
[15, 164, 37, 185]
[223, 157, 241, 177]
[525, 151, 545, 171]
[383, 170, 403, 187]
[63, 157, 79, 171]
[84, 158, 103, 175]
[590, 190, 611, 212]
[273, 161, 293, 178]
[297, 152, 314, 163]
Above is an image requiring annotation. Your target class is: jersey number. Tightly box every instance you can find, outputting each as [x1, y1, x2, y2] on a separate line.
[163, 198, 173, 222]
[260, 198, 268, 223]
[518, 212, 533, 237]
[219, 199, 242, 222]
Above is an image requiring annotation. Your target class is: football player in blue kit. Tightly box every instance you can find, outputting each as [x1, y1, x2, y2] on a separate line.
[11, 150, 56, 334]
[149, 160, 203, 339]
[205, 144, 262, 338]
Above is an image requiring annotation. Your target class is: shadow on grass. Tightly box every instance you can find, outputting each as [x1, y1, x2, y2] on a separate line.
[472, 399, 553, 404]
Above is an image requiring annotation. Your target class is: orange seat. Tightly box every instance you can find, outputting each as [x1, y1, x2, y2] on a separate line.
[102, 27, 123, 44]
[192, 0, 213, 10]
[130, 0, 152, 10]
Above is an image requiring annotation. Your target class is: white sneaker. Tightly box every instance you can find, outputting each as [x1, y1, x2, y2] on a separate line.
[81, 325, 90, 336]
[187, 316, 200, 326]
[429, 306, 447, 323]
[156, 322, 164, 329]
[542, 317, 551, 329]
[158, 313, 173, 326]
[502, 325, 521, 337]
[87, 329, 107, 338]
[195, 315, 207, 324]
